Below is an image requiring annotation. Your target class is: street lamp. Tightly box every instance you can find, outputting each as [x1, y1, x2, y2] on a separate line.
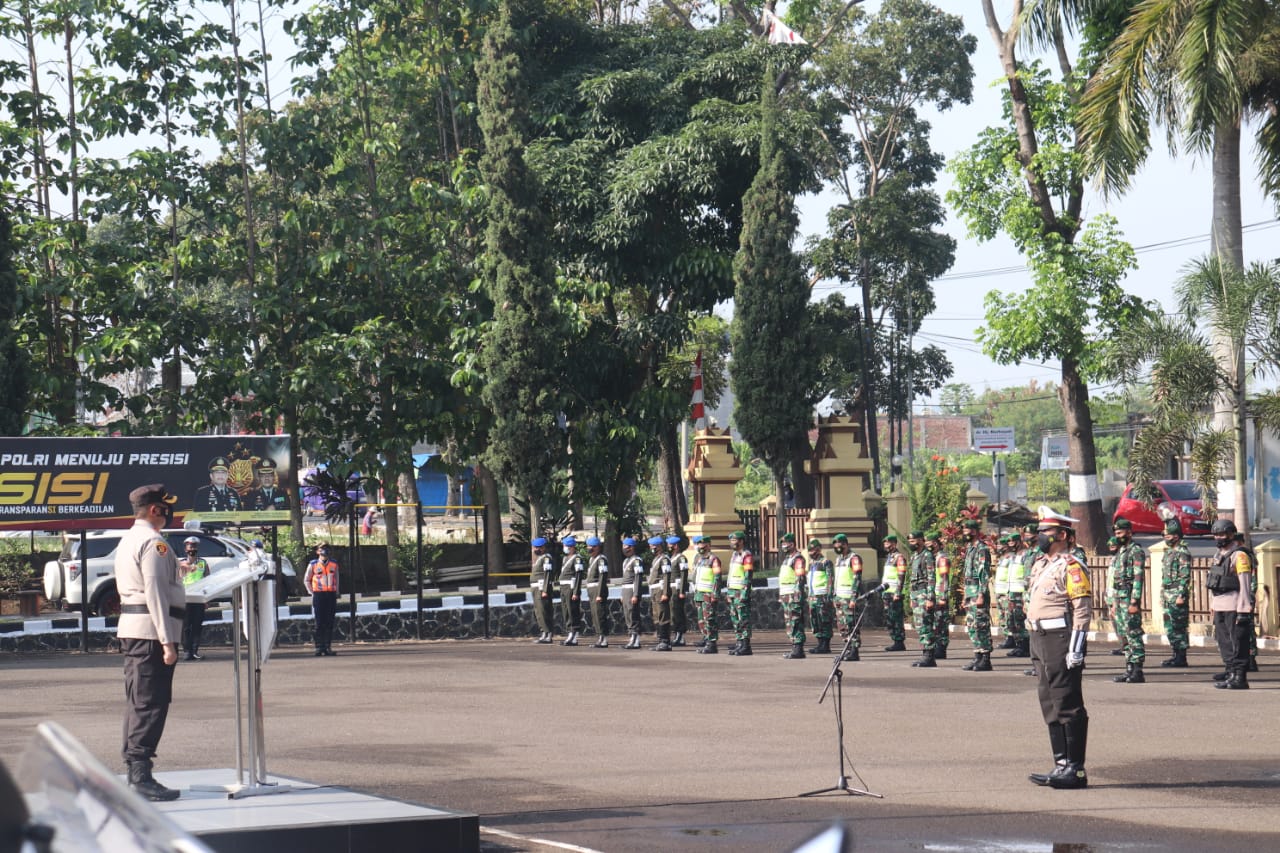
[890, 454, 904, 491]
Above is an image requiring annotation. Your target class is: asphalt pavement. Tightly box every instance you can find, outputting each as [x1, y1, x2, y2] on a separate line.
[2, 630, 1278, 853]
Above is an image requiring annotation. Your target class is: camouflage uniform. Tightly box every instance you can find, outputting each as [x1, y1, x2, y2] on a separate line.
[726, 534, 755, 654]
[1161, 527, 1192, 663]
[908, 533, 937, 666]
[1006, 539, 1031, 656]
[833, 539, 863, 661]
[928, 536, 951, 659]
[881, 541, 908, 651]
[807, 540, 835, 654]
[691, 539, 723, 652]
[778, 537, 808, 659]
[961, 529, 993, 670]
[993, 544, 1012, 643]
[1110, 524, 1147, 683]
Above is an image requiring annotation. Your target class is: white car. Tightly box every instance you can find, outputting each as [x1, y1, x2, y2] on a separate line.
[42, 529, 298, 616]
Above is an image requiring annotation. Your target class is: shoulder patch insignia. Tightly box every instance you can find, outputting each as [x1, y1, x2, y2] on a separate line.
[155, 542, 168, 555]
[1235, 552, 1252, 572]
[1065, 564, 1091, 598]
[742, 554, 754, 565]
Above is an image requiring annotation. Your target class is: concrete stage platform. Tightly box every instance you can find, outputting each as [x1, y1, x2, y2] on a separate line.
[26, 768, 479, 853]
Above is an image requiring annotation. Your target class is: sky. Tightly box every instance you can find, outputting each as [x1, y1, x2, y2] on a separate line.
[794, 1, 1280, 408]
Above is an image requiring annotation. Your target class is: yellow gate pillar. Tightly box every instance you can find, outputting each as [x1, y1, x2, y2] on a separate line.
[803, 415, 878, 580]
[684, 428, 746, 561]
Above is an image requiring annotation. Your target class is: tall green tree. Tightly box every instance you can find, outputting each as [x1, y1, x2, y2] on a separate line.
[731, 62, 820, 544]
[0, 210, 28, 434]
[476, 0, 567, 527]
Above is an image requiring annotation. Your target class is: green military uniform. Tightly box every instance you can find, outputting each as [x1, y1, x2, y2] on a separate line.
[668, 536, 690, 646]
[1110, 520, 1147, 683]
[692, 537, 723, 654]
[961, 522, 993, 671]
[994, 542, 1012, 645]
[832, 534, 862, 662]
[619, 538, 645, 649]
[908, 531, 938, 667]
[726, 532, 755, 656]
[585, 538, 610, 648]
[807, 539, 835, 655]
[530, 540, 557, 643]
[929, 534, 951, 659]
[882, 537, 908, 651]
[646, 537, 674, 652]
[778, 534, 808, 659]
[1160, 518, 1192, 667]
[1006, 537, 1031, 657]
[558, 536, 586, 646]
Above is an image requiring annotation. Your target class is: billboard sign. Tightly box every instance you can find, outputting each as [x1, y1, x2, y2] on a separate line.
[0, 436, 293, 531]
[973, 427, 1016, 453]
[1041, 434, 1070, 470]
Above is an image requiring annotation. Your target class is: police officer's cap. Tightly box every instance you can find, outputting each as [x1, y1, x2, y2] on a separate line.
[728, 531, 745, 541]
[1162, 518, 1182, 536]
[256, 458, 277, 473]
[647, 535, 664, 546]
[924, 530, 941, 542]
[1211, 518, 1237, 536]
[1113, 518, 1132, 531]
[208, 456, 231, 472]
[622, 537, 637, 547]
[808, 538, 822, 549]
[183, 535, 200, 545]
[832, 533, 848, 543]
[665, 535, 682, 546]
[129, 484, 177, 510]
[1037, 506, 1074, 531]
[962, 519, 981, 530]
[693, 535, 710, 543]
[531, 537, 548, 548]
[586, 535, 602, 547]
[561, 535, 577, 548]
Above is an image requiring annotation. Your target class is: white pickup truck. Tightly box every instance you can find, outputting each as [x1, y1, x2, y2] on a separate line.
[42, 529, 298, 616]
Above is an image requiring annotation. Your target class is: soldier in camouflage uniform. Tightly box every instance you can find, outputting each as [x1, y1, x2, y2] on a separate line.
[882, 534, 908, 651]
[807, 538, 836, 655]
[925, 531, 951, 660]
[726, 531, 755, 656]
[778, 533, 808, 659]
[1158, 518, 1192, 667]
[1103, 535, 1125, 659]
[584, 536, 611, 648]
[1110, 518, 1147, 684]
[692, 536, 723, 654]
[647, 536, 674, 652]
[529, 538, 557, 643]
[960, 520, 994, 672]
[558, 535, 586, 646]
[1006, 533, 1031, 658]
[832, 534, 862, 661]
[908, 530, 938, 668]
[667, 535, 690, 646]
[619, 537, 645, 649]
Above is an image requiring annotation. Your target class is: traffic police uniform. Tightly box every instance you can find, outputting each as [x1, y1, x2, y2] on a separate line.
[529, 538, 556, 643]
[832, 534, 862, 662]
[117, 484, 184, 801]
[778, 533, 808, 659]
[558, 536, 586, 646]
[1026, 507, 1091, 789]
[1005, 534, 1031, 657]
[179, 537, 210, 661]
[584, 537, 611, 648]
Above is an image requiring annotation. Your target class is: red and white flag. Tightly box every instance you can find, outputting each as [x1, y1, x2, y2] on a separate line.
[691, 350, 706, 430]
[761, 8, 807, 45]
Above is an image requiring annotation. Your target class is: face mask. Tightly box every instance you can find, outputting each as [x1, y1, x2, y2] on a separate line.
[1214, 537, 1231, 550]
[1036, 533, 1053, 552]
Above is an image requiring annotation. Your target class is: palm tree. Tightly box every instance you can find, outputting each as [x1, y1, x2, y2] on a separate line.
[1103, 257, 1280, 534]
[1072, 0, 1280, 528]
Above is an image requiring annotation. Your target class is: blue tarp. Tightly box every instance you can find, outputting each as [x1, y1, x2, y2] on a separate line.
[413, 454, 474, 513]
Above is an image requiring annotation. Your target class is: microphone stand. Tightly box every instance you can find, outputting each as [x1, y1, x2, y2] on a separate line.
[800, 584, 884, 799]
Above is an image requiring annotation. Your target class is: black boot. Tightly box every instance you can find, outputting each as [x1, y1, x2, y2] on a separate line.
[783, 642, 806, 659]
[883, 640, 907, 652]
[697, 640, 718, 654]
[1029, 722, 1068, 786]
[1113, 663, 1133, 683]
[1048, 717, 1089, 789]
[694, 637, 708, 648]
[1213, 670, 1231, 682]
[561, 631, 579, 647]
[971, 651, 992, 671]
[726, 640, 743, 656]
[841, 645, 859, 662]
[961, 653, 981, 671]
[934, 644, 947, 660]
[672, 632, 686, 647]
[1248, 656, 1259, 672]
[999, 635, 1017, 650]
[1161, 648, 1188, 667]
[1216, 668, 1249, 689]
[652, 629, 672, 651]
[735, 639, 753, 656]
[911, 649, 936, 668]
[1126, 663, 1145, 683]
[128, 759, 180, 802]
[1006, 639, 1030, 658]
[810, 637, 831, 655]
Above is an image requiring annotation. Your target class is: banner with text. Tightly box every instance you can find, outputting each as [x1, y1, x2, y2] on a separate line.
[0, 436, 293, 531]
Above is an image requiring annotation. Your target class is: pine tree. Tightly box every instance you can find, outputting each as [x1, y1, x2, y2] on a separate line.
[730, 66, 817, 531]
[475, 0, 565, 508]
[0, 210, 29, 435]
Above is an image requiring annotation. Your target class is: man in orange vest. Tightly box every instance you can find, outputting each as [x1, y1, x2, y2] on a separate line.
[304, 544, 340, 656]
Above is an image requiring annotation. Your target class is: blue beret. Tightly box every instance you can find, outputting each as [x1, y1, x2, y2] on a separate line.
[561, 536, 577, 547]
[647, 535, 664, 546]
[531, 537, 547, 548]
[622, 537, 636, 547]
[665, 535, 682, 546]
[586, 536, 602, 547]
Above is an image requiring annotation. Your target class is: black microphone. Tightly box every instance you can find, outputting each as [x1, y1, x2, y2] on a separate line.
[855, 582, 888, 601]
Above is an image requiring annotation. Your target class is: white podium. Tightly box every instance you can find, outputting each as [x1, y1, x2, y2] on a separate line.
[184, 555, 288, 799]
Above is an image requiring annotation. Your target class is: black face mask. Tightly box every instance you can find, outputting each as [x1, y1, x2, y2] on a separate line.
[1214, 537, 1232, 550]
[1036, 533, 1054, 553]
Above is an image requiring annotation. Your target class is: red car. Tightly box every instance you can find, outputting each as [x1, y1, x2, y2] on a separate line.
[1113, 480, 1213, 536]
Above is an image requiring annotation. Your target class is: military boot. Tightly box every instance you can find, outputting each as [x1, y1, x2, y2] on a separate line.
[1048, 717, 1089, 789]
[934, 644, 947, 660]
[626, 632, 640, 649]
[561, 631, 579, 647]
[128, 760, 180, 802]
[1029, 722, 1068, 786]
[783, 643, 806, 659]
[1248, 656, 1259, 672]
[697, 640, 718, 654]
[1006, 638, 1030, 658]
[911, 649, 937, 668]
[1161, 648, 1188, 667]
[672, 632, 686, 647]
[1113, 663, 1133, 683]
[841, 645, 860, 662]
[998, 634, 1017, 650]
[652, 629, 672, 652]
[961, 653, 981, 671]
[970, 652, 993, 671]
[809, 637, 831, 655]
[725, 640, 743, 655]
[1216, 668, 1250, 690]
[883, 640, 907, 652]
[1110, 647, 1126, 656]
[734, 639, 753, 656]
[694, 637, 708, 649]
[1212, 670, 1231, 682]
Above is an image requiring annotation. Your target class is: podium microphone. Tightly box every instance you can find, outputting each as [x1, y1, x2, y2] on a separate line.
[855, 582, 888, 602]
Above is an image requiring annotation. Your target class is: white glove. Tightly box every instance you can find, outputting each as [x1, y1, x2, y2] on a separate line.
[1065, 652, 1085, 669]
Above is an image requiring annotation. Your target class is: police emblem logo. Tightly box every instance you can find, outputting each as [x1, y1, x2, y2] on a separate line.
[155, 542, 168, 555]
